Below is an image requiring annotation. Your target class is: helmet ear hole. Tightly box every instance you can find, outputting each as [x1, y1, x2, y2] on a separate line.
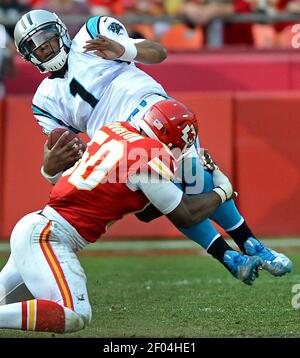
[177, 120, 187, 129]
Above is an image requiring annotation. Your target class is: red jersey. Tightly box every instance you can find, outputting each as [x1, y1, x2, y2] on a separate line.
[48, 122, 175, 242]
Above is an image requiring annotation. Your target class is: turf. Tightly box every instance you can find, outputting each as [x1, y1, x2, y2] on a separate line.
[0, 251, 299, 338]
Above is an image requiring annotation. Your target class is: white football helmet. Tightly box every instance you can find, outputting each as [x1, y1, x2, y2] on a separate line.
[14, 10, 71, 73]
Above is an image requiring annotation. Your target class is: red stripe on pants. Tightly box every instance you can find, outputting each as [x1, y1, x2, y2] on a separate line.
[21, 301, 27, 330]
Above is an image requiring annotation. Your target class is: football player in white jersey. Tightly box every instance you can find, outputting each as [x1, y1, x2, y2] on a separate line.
[13, 10, 292, 278]
[14, 9, 168, 181]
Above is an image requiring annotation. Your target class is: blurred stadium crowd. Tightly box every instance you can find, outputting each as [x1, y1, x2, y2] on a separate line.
[1, 0, 300, 95]
[1, 0, 300, 48]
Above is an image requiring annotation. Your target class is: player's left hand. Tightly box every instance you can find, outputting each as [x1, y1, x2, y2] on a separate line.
[83, 35, 125, 60]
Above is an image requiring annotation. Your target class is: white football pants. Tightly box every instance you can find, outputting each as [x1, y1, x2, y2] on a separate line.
[0, 208, 92, 327]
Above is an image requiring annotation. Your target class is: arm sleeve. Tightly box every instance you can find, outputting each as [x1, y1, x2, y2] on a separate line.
[127, 172, 183, 215]
[85, 16, 146, 64]
[86, 16, 129, 42]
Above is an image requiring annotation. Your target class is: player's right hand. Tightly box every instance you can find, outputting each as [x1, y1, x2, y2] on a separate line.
[212, 168, 237, 203]
[200, 148, 218, 172]
[43, 132, 84, 176]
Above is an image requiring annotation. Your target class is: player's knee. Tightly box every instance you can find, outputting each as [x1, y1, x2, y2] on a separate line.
[79, 304, 92, 328]
[65, 304, 92, 332]
[64, 307, 86, 333]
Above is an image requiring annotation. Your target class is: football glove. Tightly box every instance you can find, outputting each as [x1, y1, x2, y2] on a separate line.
[200, 148, 218, 172]
[212, 168, 236, 203]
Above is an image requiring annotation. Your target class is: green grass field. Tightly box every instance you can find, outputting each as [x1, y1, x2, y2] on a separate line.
[0, 239, 299, 338]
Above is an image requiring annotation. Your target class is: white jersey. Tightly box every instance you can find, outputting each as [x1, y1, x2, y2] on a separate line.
[32, 16, 167, 138]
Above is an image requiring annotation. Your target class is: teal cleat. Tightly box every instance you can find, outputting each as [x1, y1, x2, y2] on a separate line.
[244, 237, 292, 277]
[224, 250, 263, 286]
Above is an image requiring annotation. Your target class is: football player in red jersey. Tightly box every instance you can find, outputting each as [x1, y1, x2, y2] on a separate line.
[0, 99, 263, 334]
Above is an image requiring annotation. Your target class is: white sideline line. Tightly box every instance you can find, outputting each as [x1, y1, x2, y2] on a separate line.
[0, 238, 299, 253]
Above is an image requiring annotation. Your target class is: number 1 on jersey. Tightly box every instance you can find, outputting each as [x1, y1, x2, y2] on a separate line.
[69, 78, 99, 108]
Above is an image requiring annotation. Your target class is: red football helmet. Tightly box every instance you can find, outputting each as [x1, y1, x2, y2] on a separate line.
[136, 99, 198, 151]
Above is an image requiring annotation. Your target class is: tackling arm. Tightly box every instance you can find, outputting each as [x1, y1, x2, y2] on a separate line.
[167, 191, 222, 228]
[135, 204, 163, 222]
[130, 168, 234, 228]
[136, 190, 223, 228]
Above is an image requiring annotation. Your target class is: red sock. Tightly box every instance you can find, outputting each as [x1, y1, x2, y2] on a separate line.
[22, 299, 65, 333]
